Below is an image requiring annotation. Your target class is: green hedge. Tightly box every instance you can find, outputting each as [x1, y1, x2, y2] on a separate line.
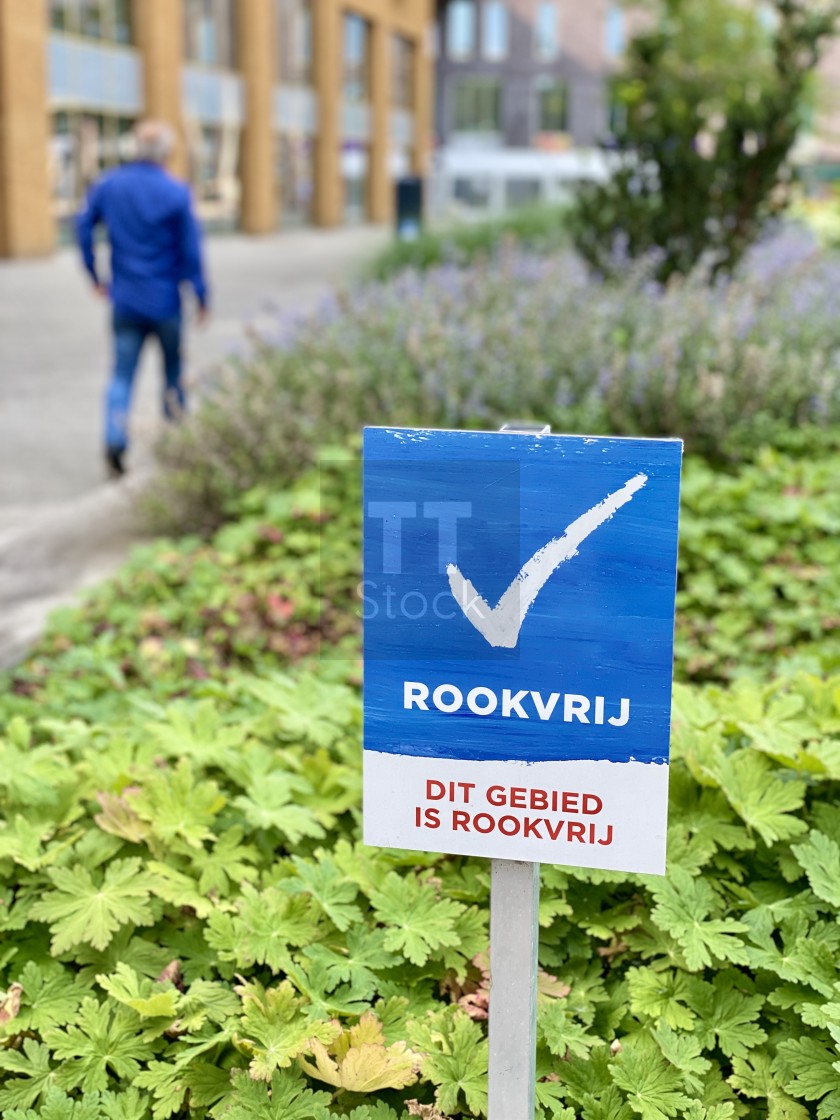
[364, 204, 570, 282]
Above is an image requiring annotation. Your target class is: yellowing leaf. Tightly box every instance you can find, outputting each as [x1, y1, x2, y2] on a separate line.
[96, 962, 179, 1020]
[298, 1011, 420, 1092]
[94, 791, 150, 845]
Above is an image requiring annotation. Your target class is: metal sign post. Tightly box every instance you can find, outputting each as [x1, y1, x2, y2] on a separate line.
[486, 425, 545, 1120]
[489, 858, 540, 1119]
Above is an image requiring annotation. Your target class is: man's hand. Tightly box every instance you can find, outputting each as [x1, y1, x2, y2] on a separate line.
[196, 304, 210, 327]
[93, 282, 108, 299]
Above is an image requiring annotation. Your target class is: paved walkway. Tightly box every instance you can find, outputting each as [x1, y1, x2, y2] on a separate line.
[0, 225, 387, 666]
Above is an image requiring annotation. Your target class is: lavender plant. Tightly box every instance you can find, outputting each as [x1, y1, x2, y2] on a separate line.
[152, 233, 840, 532]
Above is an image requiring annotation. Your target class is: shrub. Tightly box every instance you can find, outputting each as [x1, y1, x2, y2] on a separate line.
[152, 236, 840, 532]
[365, 204, 570, 282]
[572, 0, 840, 279]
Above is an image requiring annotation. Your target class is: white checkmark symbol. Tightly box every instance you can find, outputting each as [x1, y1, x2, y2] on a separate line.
[446, 473, 648, 649]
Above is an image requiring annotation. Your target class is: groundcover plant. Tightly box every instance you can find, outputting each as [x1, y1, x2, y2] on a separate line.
[3, 443, 840, 1118]
[3, 668, 840, 1120]
[11, 446, 840, 713]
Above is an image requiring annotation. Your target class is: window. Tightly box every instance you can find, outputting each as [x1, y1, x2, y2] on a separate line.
[49, 0, 132, 43]
[605, 5, 625, 58]
[392, 36, 415, 109]
[453, 76, 502, 133]
[535, 76, 567, 133]
[506, 179, 541, 208]
[186, 120, 241, 227]
[79, 0, 102, 38]
[534, 2, 558, 61]
[276, 133, 314, 225]
[50, 111, 135, 233]
[482, 1, 508, 61]
[342, 144, 369, 223]
[112, 0, 131, 44]
[343, 13, 370, 103]
[446, 0, 476, 60]
[277, 0, 313, 85]
[183, 0, 237, 68]
[454, 176, 491, 210]
[50, 2, 70, 32]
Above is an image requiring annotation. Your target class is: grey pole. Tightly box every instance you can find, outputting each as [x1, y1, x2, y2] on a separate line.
[488, 858, 540, 1119]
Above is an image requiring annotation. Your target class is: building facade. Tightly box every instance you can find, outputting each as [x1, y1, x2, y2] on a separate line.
[435, 0, 625, 152]
[432, 0, 840, 216]
[0, 0, 432, 257]
[431, 0, 626, 213]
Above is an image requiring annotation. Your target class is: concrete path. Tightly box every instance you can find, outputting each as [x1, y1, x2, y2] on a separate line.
[0, 225, 387, 667]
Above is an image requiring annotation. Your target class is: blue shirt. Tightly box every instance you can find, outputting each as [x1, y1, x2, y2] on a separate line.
[76, 161, 209, 321]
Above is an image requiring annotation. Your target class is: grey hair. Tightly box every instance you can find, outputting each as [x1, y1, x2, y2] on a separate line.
[133, 120, 176, 165]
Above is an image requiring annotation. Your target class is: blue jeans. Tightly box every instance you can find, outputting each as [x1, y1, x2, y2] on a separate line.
[105, 311, 184, 452]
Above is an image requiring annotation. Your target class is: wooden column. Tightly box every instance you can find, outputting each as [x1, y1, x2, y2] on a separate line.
[368, 17, 392, 223]
[312, 0, 341, 226]
[238, 0, 277, 232]
[0, 0, 53, 257]
[133, 0, 186, 176]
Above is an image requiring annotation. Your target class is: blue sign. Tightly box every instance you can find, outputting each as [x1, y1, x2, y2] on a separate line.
[362, 427, 682, 872]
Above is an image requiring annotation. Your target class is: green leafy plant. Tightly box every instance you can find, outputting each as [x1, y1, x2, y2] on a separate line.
[3, 665, 840, 1116]
[6, 422, 840, 1117]
[676, 449, 840, 681]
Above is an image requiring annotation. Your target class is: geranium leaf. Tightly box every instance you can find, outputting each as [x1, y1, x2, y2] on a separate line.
[370, 873, 464, 967]
[44, 997, 155, 1094]
[29, 859, 157, 954]
[649, 869, 748, 970]
[232, 978, 339, 1081]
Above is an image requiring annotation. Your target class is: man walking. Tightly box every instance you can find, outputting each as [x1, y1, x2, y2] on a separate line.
[76, 120, 209, 477]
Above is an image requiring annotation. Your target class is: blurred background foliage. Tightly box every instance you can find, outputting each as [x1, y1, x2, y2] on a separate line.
[572, 0, 840, 279]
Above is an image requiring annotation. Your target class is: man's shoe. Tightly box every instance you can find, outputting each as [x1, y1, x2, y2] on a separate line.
[105, 446, 126, 478]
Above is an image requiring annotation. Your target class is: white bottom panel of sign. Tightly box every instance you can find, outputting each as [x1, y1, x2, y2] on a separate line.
[364, 750, 669, 874]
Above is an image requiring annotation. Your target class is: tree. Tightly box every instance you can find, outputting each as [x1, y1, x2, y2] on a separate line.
[571, 0, 840, 280]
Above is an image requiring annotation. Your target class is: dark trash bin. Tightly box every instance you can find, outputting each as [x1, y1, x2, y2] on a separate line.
[395, 176, 423, 241]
